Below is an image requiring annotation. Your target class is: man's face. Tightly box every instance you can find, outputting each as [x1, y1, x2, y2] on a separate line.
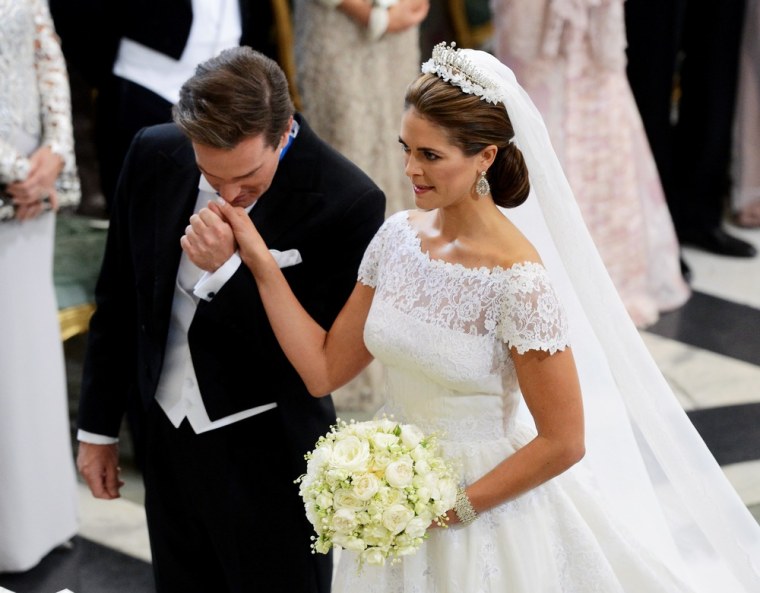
[192, 125, 290, 209]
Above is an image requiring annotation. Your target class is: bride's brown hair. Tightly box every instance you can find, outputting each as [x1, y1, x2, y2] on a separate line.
[404, 73, 530, 209]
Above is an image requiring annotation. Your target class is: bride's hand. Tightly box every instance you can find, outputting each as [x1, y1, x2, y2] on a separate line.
[210, 199, 276, 277]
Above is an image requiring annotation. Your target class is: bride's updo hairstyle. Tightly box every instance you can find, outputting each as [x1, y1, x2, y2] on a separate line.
[404, 73, 530, 209]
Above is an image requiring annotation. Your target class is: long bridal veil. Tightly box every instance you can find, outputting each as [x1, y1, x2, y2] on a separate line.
[455, 49, 760, 591]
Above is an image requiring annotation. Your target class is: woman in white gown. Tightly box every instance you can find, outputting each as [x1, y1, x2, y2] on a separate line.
[205, 45, 760, 591]
[0, 0, 80, 573]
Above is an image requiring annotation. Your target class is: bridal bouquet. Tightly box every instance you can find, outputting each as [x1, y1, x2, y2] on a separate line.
[296, 417, 458, 568]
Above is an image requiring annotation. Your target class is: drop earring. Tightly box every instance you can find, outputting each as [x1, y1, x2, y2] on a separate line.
[476, 171, 490, 197]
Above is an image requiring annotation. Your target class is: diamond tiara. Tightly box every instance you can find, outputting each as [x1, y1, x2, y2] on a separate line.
[420, 42, 505, 105]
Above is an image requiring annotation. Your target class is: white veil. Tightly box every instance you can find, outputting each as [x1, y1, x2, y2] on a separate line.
[424, 45, 760, 591]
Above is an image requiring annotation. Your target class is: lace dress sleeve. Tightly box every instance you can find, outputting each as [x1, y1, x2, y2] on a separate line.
[33, 0, 81, 206]
[496, 263, 570, 355]
[357, 212, 399, 288]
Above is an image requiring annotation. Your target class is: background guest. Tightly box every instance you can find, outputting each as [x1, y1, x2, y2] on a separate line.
[49, 0, 281, 216]
[625, 0, 756, 260]
[294, 0, 429, 412]
[491, 0, 690, 327]
[0, 0, 80, 573]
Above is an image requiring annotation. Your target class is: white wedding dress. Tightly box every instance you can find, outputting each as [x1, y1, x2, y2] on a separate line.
[332, 211, 697, 592]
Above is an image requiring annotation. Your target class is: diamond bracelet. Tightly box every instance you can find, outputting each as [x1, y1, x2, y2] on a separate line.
[453, 486, 478, 526]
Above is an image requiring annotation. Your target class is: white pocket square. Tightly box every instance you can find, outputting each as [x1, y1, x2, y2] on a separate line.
[269, 248, 302, 268]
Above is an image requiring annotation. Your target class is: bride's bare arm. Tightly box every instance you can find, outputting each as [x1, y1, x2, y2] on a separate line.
[210, 199, 374, 396]
[448, 348, 585, 524]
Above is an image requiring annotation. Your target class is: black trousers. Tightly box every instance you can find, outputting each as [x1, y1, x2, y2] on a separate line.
[625, 0, 747, 236]
[142, 404, 331, 593]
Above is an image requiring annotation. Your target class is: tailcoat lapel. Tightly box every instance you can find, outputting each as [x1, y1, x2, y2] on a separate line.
[251, 118, 324, 246]
[151, 144, 200, 325]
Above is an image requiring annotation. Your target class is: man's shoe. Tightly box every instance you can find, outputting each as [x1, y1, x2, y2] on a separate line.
[680, 228, 757, 258]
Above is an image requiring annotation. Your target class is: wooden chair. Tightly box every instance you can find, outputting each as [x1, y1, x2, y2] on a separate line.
[271, 0, 302, 110]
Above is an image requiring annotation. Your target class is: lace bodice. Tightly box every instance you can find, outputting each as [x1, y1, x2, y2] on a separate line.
[358, 212, 570, 441]
[0, 0, 80, 214]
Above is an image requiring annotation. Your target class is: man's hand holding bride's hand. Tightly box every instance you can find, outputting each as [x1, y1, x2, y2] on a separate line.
[180, 203, 236, 272]
[209, 200, 278, 279]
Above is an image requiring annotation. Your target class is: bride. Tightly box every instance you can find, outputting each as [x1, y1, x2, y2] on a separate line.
[189, 44, 760, 591]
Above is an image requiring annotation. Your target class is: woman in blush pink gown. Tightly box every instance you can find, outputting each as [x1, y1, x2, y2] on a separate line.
[491, 0, 690, 327]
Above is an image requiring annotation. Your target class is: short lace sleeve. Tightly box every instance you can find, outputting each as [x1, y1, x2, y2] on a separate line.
[496, 263, 570, 355]
[357, 212, 404, 288]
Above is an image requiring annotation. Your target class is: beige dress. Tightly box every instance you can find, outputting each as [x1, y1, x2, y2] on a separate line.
[0, 0, 80, 572]
[294, 0, 422, 411]
[491, 0, 690, 328]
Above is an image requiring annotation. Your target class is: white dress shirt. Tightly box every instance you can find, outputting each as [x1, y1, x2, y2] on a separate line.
[113, 0, 242, 104]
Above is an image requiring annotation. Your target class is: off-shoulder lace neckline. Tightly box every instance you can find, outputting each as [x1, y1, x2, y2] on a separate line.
[398, 211, 545, 277]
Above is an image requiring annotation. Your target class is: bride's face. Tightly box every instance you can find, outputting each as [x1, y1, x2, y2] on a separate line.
[399, 108, 482, 210]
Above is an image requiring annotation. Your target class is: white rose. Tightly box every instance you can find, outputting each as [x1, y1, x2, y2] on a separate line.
[414, 499, 433, 517]
[411, 445, 430, 461]
[309, 443, 333, 469]
[413, 486, 431, 503]
[393, 532, 420, 556]
[357, 510, 372, 526]
[416, 508, 434, 525]
[404, 515, 429, 538]
[349, 422, 371, 438]
[385, 458, 414, 488]
[331, 435, 370, 472]
[377, 486, 403, 506]
[362, 547, 387, 566]
[333, 488, 367, 511]
[371, 431, 400, 449]
[367, 500, 384, 518]
[362, 523, 391, 546]
[414, 458, 431, 475]
[382, 503, 414, 534]
[371, 450, 393, 471]
[331, 508, 357, 534]
[400, 424, 424, 448]
[352, 472, 381, 500]
[316, 492, 333, 510]
[375, 417, 397, 432]
[325, 467, 349, 487]
[419, 471, 440, 492]
[333, 533, 366, 552]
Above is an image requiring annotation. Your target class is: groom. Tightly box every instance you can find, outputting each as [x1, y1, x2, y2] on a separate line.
[76, 47, 385, 592]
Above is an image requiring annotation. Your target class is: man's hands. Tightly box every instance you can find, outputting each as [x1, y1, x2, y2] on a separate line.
[77, 442, 124, 500]
[180, 204, 236, 272]
[208, 200, 273, 276]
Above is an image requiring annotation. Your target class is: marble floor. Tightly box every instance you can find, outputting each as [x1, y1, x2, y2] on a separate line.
[1, 220, 759, 593]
